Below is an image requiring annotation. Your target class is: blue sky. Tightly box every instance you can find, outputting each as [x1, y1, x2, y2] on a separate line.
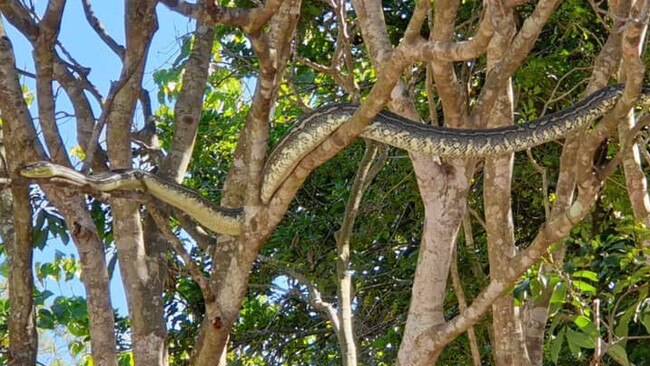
[3, 2, 196, 357]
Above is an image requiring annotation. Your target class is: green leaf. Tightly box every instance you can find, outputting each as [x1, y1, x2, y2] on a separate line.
[119, 351, 134, 366]
[615, 303, 636, 339]
[81, 354, 94, 366]
[69, 340, 85, 356]
[566, 330, 581, 356]
[37, 308, 55, 329]
[572, 280, 597, 295]
[34, 290, 54, 306]
[640, 312, 650, 335]
[573, 270, 598, 281]
[68, 322, 88, 337]
[566, 327, 595, 349]
[33, 228, 48, 250]
[606, 344, 630, 366]
[550, 328, 565, 364]
[573, 315, 591, 329]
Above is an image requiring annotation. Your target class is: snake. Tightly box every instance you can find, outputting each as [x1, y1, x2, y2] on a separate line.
[21, 84, 650, 236]
[21, 163, 244, 236]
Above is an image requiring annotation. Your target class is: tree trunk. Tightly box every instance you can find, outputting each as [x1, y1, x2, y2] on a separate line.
[0, 17, 120, 365]
[6, 172, 37, 366]
[483, 6, 530, 366]
[106, 2, 167, 364]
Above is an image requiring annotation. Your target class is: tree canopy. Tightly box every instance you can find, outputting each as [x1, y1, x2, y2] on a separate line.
[1, 0, 650, 365]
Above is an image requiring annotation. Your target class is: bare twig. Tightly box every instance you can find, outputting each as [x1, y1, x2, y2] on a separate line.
[526, 149, 550, 219]
[597, 115, 650, 181]
[149, 206, 215, 302]
[540, 70, 592, 116]
[161, 0, 285, 34]
[450, 242, 482, 366]
[468, 207, 487, 230]
[257, 254, 340, 331]
[16, 67, 36, 79]
[81, 0, 125, 58]
[81, 63, 142, 172]
[591, 299, 602, 366]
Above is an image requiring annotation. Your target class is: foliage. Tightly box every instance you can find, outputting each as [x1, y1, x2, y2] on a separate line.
[140, 0, 650, 364]
[8, 0, 650, 364]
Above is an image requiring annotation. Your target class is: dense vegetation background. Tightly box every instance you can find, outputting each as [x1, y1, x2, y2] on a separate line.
[0, 0, 649, 365]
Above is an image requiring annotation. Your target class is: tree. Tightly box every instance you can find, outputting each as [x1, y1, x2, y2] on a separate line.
[1, 0, 650, 365]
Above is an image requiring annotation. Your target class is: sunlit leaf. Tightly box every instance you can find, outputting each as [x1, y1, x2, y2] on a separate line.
[606, 344, 630, 366]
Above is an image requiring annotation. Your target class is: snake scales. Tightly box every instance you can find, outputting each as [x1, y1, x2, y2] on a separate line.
[21, 84, 650, 236]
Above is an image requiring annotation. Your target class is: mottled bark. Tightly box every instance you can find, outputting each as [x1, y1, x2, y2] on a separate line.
[3, 1, 644, 364]
[0, 15, 118, 365]
[149, 18, 215, 365]
[399, 1, 476, 364]
[144, 19, 217, 366]
[419, 173, 607, 355]
[161, 0, 284, 33]
[5, 181, 37, 366]
[105, 1, 166, 365]
[349, 1, 475, 364]
[0, 0, 108, 171]
[483, 5, 530, 366]
[0, 132, 17, 366]
[450, 240, 482, 366]
[3, 116, 37, 364]
[334, 141, 387, 366]
[34, 0, 69, 166]
[0, 129, 12, 256]
[192, 2, 303, 364]
[395, 0, 559, 362]
[160, 22, 214, 182]
[520, 1, 647, 362]
[470, 0, 562, 125]
[520, 20, 624, 366]
[618, 6, 650, 253]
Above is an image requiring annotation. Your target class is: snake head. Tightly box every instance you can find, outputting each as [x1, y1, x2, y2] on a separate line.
[21, 161, 56, 178]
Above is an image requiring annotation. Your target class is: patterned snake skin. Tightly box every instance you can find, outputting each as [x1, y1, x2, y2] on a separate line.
[22, 84, 650, 235]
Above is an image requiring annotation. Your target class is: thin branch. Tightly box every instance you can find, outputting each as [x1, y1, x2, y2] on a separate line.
[541, 71, 592, 116]
[161, 0, 285, 34]
[470, 0, 562, 125]
[526, 149, 550, 219]
[81, 58, 143, 172]
[334, 141, 386, 366]
[17, 67, 36, 79]
[450, 242, 482, 366]
[175, 213, 217, 252]
[149, 206, 215, 302]
[591, 299, 602, 365]
[404, 0, 431, 41]
[257, 255, 340, 332]
[159, 0, 200, 18]
[597, 114, 650, 181]
[81, 0, 125, 58]
[56, 41, 91, 77]
[468, 207, 487, 230]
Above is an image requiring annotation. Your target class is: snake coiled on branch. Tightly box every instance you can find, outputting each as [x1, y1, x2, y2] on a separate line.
[21, 84, 650, 236]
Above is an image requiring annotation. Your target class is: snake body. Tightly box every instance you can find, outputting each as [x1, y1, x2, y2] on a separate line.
[22, 84, 649, 235]
[21, 163, 244, 236]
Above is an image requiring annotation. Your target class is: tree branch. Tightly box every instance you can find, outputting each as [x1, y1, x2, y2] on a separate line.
[81, 0, 125, 58]
[411, 15, 494, 62]
[149, 207, 215, 302]
[161, 0, 285, 34]
[34, 0, 70, 166]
